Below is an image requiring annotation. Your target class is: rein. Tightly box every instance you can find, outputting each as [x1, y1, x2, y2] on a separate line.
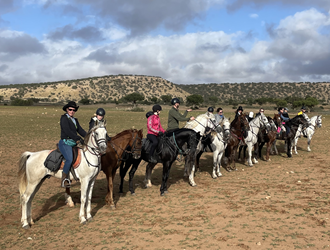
[83, 127, 107, 168]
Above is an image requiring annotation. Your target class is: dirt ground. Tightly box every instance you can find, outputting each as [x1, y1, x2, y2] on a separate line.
[0, 106, 329, 250]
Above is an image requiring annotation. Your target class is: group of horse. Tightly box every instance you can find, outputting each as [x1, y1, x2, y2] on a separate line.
[17, 110, 322, 229]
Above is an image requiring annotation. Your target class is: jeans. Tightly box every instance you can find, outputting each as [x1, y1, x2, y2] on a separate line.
[58, 139, 73, 175]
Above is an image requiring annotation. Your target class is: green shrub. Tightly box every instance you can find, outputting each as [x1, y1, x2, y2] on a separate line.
[130, 107, 144, 112]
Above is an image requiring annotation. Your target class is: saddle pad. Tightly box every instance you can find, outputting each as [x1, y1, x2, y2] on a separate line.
[142, 138, 151, 153]
[44, 147, 82, 172]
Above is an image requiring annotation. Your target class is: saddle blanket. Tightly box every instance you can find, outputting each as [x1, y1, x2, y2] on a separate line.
[44, 147, 81, 172]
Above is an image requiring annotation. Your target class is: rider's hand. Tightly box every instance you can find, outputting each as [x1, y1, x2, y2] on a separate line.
[159, 132, 164, 136]
[190, 117, 195, 121]
[187, 109, 192, 112]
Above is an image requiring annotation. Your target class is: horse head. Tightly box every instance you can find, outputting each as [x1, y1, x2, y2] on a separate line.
[291, 115, 308, 128]
[267, 116, 277, 131]
[129, 129, 143, 159]
[222, 118, 231, 141]
[259, 113, 271, 130]
[273, 113, 282, 128]
[316, 115, 322, 128]
[88, 120, 108, 155]
[239, 113, 250, 132]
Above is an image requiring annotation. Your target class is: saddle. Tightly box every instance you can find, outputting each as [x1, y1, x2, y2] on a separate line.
[143, 138, 163, 163]
[44, 146, 82, 173]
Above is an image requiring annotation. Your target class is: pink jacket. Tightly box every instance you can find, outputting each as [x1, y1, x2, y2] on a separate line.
[147, 114, 165, 136]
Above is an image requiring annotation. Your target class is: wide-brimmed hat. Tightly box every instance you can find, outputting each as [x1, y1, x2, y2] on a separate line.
[63, 101, 79, 112]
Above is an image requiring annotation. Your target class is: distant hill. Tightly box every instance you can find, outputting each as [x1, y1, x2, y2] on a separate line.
[0, 75, 189, 103]
[1, 75, 330, 104]
[176, 82, 330, 103]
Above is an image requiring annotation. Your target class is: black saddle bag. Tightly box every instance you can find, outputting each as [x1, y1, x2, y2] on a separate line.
[44, 150, 64, 172]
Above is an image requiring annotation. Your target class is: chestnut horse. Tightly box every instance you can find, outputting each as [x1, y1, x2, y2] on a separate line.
[101, 129, 143, 208]
[224, 113, 250, 171]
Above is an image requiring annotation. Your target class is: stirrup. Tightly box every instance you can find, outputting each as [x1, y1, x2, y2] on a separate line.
[61, 178, 71, 188]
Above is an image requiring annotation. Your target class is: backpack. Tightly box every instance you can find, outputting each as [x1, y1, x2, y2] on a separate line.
[44, 150, 64, 172]
[146, 111, 153, 119]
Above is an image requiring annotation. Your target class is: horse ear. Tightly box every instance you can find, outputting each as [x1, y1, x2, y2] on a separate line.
[228, 117, 231, 121]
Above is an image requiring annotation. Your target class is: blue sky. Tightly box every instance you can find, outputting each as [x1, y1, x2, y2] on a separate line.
[0, 0, 330, 85]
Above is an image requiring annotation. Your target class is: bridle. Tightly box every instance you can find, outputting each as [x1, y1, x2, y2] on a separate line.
[109, 130, 142, 161]
[83, 126, 107, 167]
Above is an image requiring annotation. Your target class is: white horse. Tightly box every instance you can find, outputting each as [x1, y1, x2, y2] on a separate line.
[293, 115, 322, 154]
[244, 114, 271, 167]
[18, 121, 108, 229]
[195, 118, 231, 179]
[183, 112, 216, 186]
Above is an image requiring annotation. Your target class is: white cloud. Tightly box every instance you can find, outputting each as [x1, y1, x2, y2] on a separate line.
[250, 13, 259, 18]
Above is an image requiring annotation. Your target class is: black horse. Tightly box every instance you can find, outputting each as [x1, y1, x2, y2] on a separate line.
[274, 115, 308, 158]
[119, 128, 200, 196]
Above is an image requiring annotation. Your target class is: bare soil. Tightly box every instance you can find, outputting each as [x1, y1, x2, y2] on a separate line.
[0, 106, 329, 250]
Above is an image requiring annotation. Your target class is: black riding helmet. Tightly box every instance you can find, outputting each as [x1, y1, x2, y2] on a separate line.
[171, 98, 180, 105]
[152, 104, 162, 112]
[207, 107, 214, 112]
[237, 106, 243, 112]
[96, 108, 105, 116]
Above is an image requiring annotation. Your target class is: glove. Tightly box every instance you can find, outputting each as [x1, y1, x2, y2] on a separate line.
[79, 138, 84, 145]
[159, 132, 164, 136]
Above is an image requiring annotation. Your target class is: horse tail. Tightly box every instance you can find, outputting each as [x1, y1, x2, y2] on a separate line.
[18, 152, 31, 197]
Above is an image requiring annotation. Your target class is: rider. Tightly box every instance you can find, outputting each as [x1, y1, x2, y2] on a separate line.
[214, 107, 225, 123]
[89, 108, 111, 141]
[298, 106, 307, 116]
[255, 108, 264, 117]
[247, 112, 254, 122]
[279, 107, 290, 138]
[59, 101, 87, 188]
[147, 104, 166, 163]
[235, 106, 243, 119]
[167, 98, 195, 132]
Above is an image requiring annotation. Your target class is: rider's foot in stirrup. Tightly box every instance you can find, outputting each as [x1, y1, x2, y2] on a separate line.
[149, 155, 157, 163]
[61, 172, 71, 188]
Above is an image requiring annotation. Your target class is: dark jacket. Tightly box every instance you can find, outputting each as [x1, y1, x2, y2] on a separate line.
[167, 107, 189, 131]
[89, 116, 111, 140]
[60, 114, 86, 141]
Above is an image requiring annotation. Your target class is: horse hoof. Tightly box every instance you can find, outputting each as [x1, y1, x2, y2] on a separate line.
[110, 205, 116, 210]
[131, 192, 136, 196]
[22, 224, 30, 230]
[87, 217, 93, 222]
[160, 192, 165, 196]
[81, 220, 87, 225]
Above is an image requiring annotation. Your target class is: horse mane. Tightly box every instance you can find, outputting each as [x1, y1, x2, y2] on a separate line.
[185, 113, 209, 129]
[111, 128, 138, 141]
[167, 128, 194, 136]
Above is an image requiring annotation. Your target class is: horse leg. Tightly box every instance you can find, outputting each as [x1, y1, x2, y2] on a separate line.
[307, 134, 312, 152]
[216, 151, 224, 177]
[238, 145, 243, 162]
[212, 150, 219, 179]
[65, 187, 75, 207]
[287, 138, 292, 158]
[186, 152, 197, 186]
[265, 141, 271, 161]
[119, 158, 131, 194]
[273, 140, 278, 155]
[160, 161, 173, 196]
[294, 136, 299, 154]
[144, 162, 157, 188]
[232, 145, 238, 171]
[247, 143, 253, 167]
[79, 178, 88, 224]
[195, 151, 203, 173]
[252, 144, 259, 164]
[128, 159, 141, 195]
[86, 176, 97, 222]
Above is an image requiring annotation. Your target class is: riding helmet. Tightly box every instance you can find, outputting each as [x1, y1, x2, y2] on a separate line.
[152, 104, 162, 112]
[96, 108, 105, 116]
[301, 106, 306, 110]
[171, 98, 180, 105]
[237, 106, 243, 111]
[207, 107, 214, 112]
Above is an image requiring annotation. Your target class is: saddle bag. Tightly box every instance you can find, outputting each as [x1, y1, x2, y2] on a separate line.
[44, 150, 64, 172]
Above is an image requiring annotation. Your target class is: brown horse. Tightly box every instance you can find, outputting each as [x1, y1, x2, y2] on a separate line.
[224, 113, 250, 171]
[101, 129, 143, 208]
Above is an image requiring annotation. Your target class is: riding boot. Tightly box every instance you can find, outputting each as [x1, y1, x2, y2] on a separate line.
[149, 155, 157, 163]
[61, 172, 71, 188]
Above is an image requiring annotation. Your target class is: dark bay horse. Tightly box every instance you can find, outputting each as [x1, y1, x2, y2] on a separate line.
[119, 128, 200, 196]
[255, 116, 279, 161]
[272, 115, 308, 158]
[224, 113, 250, 171]
[101, 129, 143, 208]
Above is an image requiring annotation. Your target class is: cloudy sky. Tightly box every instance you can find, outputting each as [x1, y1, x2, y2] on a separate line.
[1, 0, 330, 85]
